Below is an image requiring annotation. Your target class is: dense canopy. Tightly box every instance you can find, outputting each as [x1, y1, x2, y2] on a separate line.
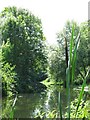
[0, 7, 47, 93]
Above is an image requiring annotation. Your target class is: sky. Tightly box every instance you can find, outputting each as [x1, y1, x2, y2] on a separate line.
[0, 0, 89, 44]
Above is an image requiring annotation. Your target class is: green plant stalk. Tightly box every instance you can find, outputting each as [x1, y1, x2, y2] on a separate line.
[10, 109, 14, 120]
[58, 92, 62, 120]
[70, 24, 74, 64]
[66, 66, 71, 120]
[71, 33, 80, 84]
[75, 69, 90, 117]
[65, 24, 75, 120]
[59, 24, 81, 119]
[10, 95, 17, 119]
[66, 25, 80, 119]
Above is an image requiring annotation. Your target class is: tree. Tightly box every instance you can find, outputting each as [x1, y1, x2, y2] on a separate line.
[48, 21, 79, 86]
[48, 45, 66, 84]
[75, 22, 90, 84]
[49, 20, 90, 87]
[55, 21, 80, 87]
[0, 44, 16, 96]
[0, 7, 47, 92]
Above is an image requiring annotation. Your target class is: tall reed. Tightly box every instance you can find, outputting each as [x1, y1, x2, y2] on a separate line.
[58, 92, 62, 119]
[58, 24, 89, 119]
[75, 69, 90, 117]
[66, 25, 80, 119]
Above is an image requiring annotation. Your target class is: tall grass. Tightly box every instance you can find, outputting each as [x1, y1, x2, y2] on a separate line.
[66, 25, 80, 119]
[58, 24, 89, 119]
[58, 92, 62, 119]
[10, 95, 17, 119]
[75, 69, 90, 117]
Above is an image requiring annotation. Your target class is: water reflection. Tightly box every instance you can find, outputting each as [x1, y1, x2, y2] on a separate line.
[2, 85, 89, 118]
[13, 88, 59, 118]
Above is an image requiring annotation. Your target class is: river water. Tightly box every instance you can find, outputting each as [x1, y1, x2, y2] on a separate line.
[2, 85, 90, 119]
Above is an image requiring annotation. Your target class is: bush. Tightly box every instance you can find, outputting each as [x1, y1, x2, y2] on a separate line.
[1, 62, 17, 97]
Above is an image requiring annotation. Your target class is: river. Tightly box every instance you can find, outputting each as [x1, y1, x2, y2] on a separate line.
[1, 85, 90, 119]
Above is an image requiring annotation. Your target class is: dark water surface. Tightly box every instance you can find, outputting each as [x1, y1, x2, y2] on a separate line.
[14, 88, 59, 118]
[2, 85, 90, 118]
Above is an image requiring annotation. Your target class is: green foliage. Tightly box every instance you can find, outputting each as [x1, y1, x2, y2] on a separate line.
[75, 69, 90, 117]
[76, 22, 90, 83]
[2, 96, 17, 118]
[1, 40, 14, 62]
[57, 20, 80, 55]
[49, 20, 90, 86]
[64, 25, 80, 119]
[35, 20, 90, 119]
[58, 92, 62, 119]
[48, 21, 80, 86]
[0, 6, 47, 93]
[48, 46, 66, 83]
[67, 98, 90, 118]
[58, 21, 90, 119]
[0, 41, 17, 97]
[0, 62, 16, 97]
[35, 110, 57, 119]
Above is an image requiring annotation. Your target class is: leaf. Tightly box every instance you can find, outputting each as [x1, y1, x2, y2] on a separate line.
[71, 32, 80, 83]
[75, 69, 90, 117]
[58, 92, 62, 119]
[66, 66, 71, 119]
[70, 24, 74, 64]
